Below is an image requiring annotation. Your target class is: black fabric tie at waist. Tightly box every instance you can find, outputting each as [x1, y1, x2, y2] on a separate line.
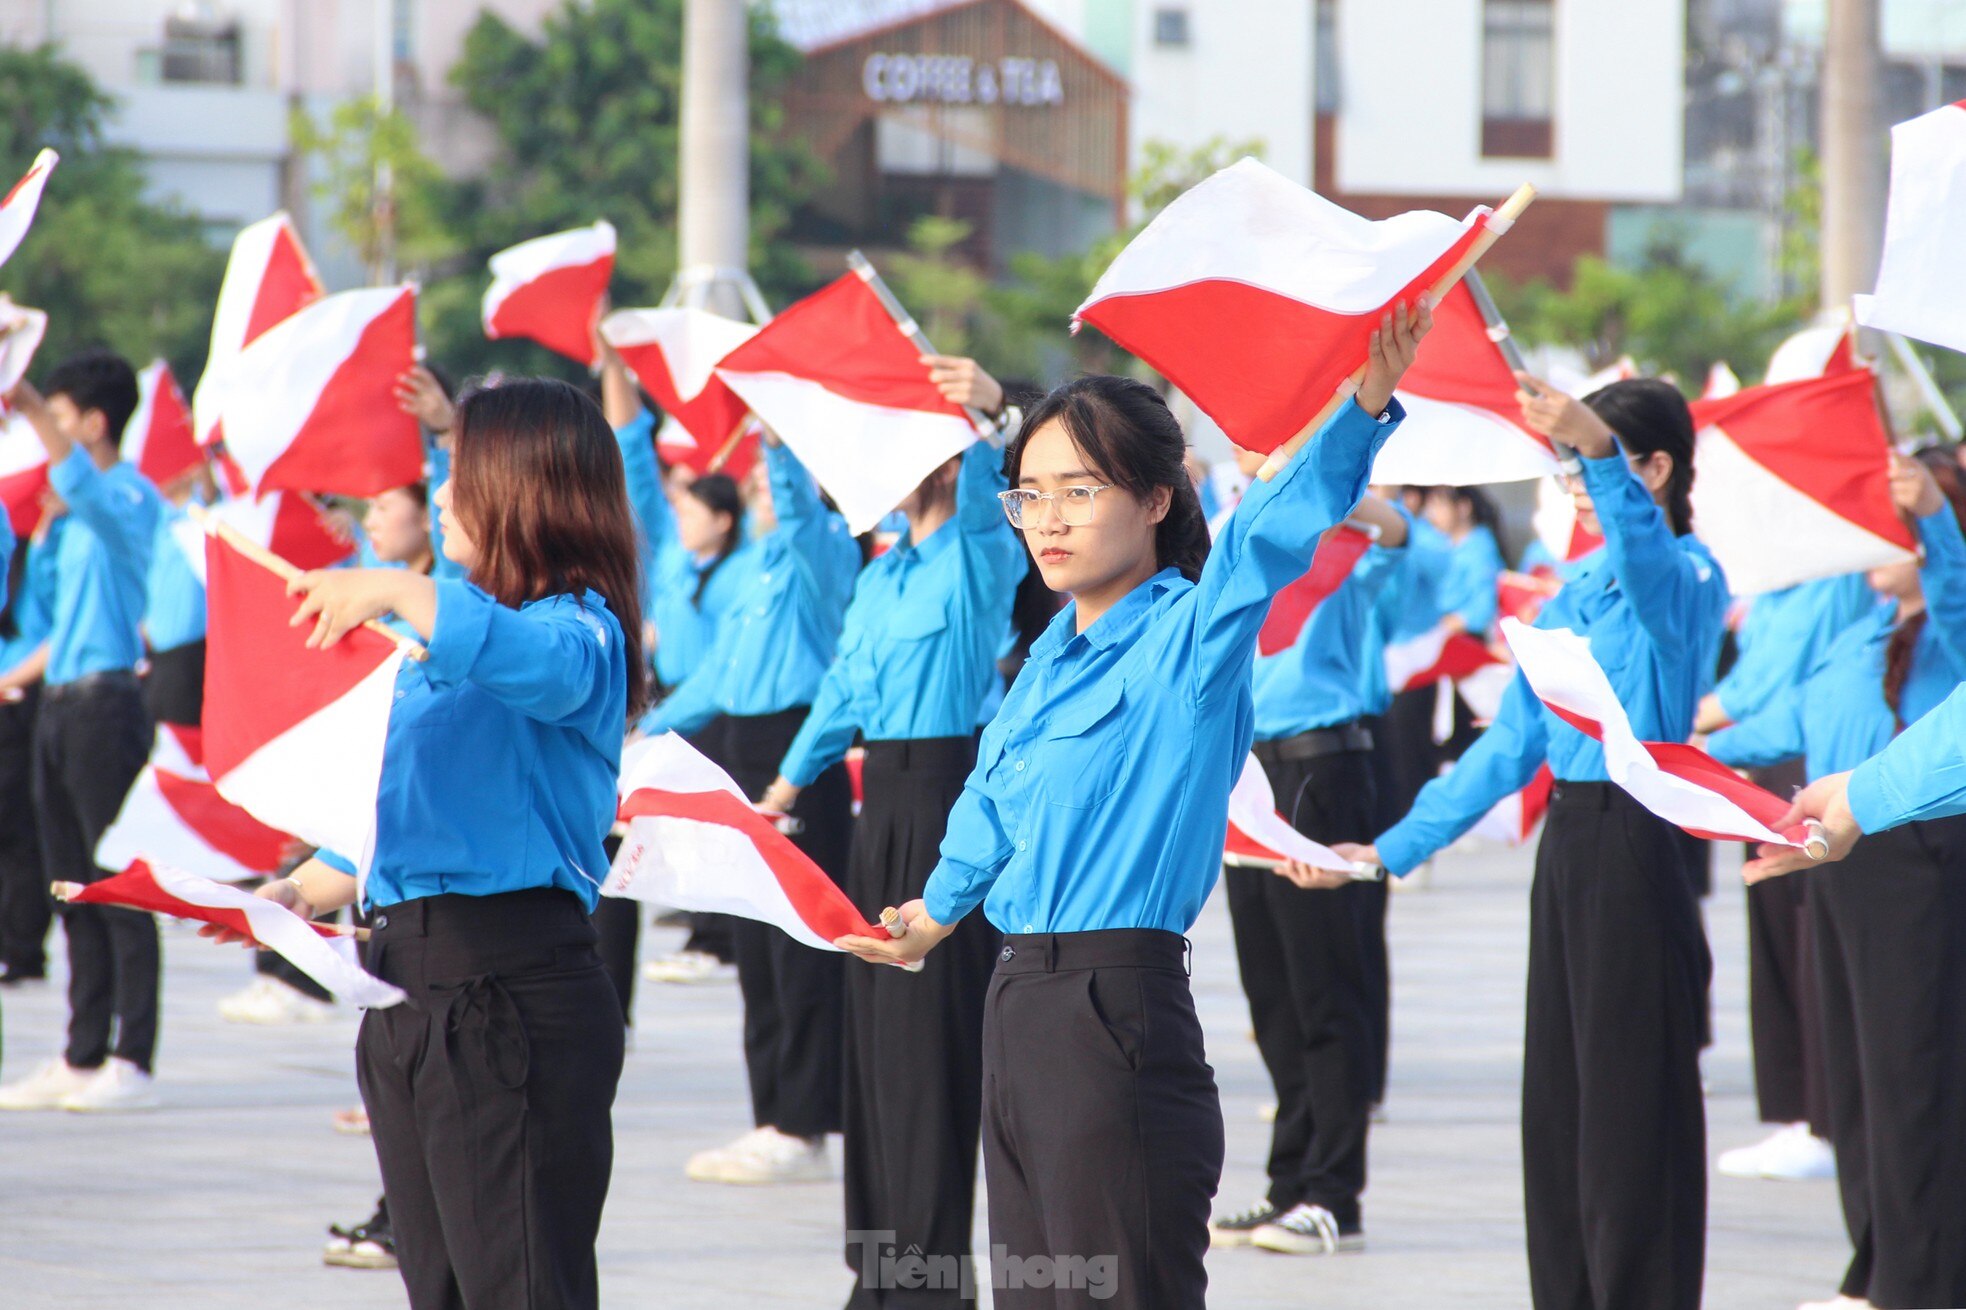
[431, 971, 531, 1092]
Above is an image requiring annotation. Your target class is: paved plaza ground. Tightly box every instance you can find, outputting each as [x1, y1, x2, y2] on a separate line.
[0, 838, 1849, 1308]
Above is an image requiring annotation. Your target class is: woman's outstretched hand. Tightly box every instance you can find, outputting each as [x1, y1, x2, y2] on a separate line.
[834, 899, 954, 966]
[1743, 771, 1862, 883]
[1354, 298, 1435, 417]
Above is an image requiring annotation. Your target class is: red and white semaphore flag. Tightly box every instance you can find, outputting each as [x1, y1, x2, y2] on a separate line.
[0, 296, 45, 393]
[125, 360, 203, 490]
[1224, 753, 1355, 872]
[715, 271, 979, 534]
[1471, 764, 1554, 846]
[213, 286, 424, 498]
[0, 409, 47, 536]
[483, 221, 616, 366]
[167, 492, 353, 585]
[1764, 312, 1860, 386]
[1378, 281, 1559, 485]
[193, 212, 326, 449]
[604, 732, 884, 952]
[1385, 628, 1504, 696]
[200, 526, 410, 888]
[59, 862, 404, 1008]
[600, 306, 759, 474]
[1688, 368, 1912, 595]
[1074, 158, 1491, 455]
[1501, 617, 1820, 850]
[1257, 524, 1374, 656]
[1531, 473, 1602, 568]
[1856, 101, 1966, 355]
[96, 725, 294, 886]
[0, 149, 57, 272]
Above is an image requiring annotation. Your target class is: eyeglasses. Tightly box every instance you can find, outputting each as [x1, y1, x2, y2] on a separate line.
[997, 484, 1113, 529]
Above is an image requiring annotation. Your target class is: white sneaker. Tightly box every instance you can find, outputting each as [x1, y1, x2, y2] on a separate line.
[685, 1127, 776, 1182]
[59, 1058, 159, 1112]
[1208, 1199, 1277, 1248]
[1797, 1296, 1871, 1309]
[219, 975, 336, 1024]
[715, 1127, 833, 1185]
[1250, 1203, 1365, 1255]
[1718, 1123, 1836, 1181]
[0, 1059, 97, 1111]
[641, 951, 736, 984]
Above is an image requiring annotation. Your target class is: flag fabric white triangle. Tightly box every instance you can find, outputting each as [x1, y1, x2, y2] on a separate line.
[1702, 362, 1741, 400]
[0, 149, 57, 271]
[193, 211, 326, 447]
[1855, 101, 1966, 355]
[604, 732, 885, 952]
[0, 297, 46, 392]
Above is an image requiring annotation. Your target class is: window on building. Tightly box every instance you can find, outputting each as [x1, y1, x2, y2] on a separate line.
[1153, 8, 1191, 48]
[1314, 0, 1340, 114]
[1481, 0, 1555, 158]
[160, 10, 242, 85]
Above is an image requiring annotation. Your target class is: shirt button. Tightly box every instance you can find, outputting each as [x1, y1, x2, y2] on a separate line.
[393, 690, 405, 700]
[1014, 760, 1025, 771]
[1017, 840, 1027, 852]
[1023, 923, 1034, 932]
[374, 914, 389, 929]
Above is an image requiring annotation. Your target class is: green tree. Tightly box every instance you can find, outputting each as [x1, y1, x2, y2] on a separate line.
[885, 216, 988, 356]
[0, 45, 224, 383]
[413, 0, 826, 378]
[291, 95, 453, 285]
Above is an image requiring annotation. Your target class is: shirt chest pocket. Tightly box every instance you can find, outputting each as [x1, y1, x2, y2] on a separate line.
[1034, 680, 1128, 810]
[881, 603, 950, 654]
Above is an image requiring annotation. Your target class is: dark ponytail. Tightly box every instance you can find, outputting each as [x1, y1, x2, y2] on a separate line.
[1583, 379, 1697, 536]
[1004, 375, 1211, 583]
[1884, 447, 1966, 723]
[684, 472, 743, 606]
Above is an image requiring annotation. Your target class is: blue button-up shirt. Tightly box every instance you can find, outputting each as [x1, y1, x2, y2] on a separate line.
[342, 581, 627, 911]
[615, 410, 749, 688]
[1375, 446, 1730, 875]
[641, 441, 860, 736]
[1253, 510, 1411, 739]
[1713, 573, 1874, 723]
[922, 397, 1401, 933]
[46, 449, 161, 685]
[1383, 517, 1448, 643]
[1849, 679, 1966, 833]
[0, 525, 56, 674]
[778, 438, 1024, 786]
[1713, 510, 1966, 782]
[144, 504, 208, 653]
[1435, 522, 1504, 636]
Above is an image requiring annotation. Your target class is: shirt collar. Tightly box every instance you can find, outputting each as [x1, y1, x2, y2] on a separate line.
[887, 517, 959, 567]
[1031, 566, 1184, 659]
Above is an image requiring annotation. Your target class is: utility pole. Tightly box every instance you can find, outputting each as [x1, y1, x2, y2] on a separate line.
[372, 0, 398, 286]
[673, 0, 768, 322]
[1819, 0, 1884, 314]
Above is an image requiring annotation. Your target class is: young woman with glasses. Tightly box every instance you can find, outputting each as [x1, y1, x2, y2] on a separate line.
[836, 303, 1432, 1308]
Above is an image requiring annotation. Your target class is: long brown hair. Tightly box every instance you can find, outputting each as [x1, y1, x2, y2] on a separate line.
[450, 377, 650, 716]
[1884, 446, 1966, 723]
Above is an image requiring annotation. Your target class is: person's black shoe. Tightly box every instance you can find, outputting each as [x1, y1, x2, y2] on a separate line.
[0, 966, 46, 987]
[324, 1202, 396, 1270]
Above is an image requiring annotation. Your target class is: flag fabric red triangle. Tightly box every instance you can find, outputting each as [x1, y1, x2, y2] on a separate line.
[1497, 570, 1563, 626]
[200, 528, 406, 869]
[0, 149, 57, 271]
[214, 286, 424, 498]
[1074, 158, 1490, 455]
[59, 861, 405, 1007]
[601, 306, 758, 470]
[0, 410, 48, 536]
[1379, 282, 1556, 485]
[483, 221, 616, 366]
[194, 212, 326, 448]
[714, 272, 978, 534]
[95, 724, 295, 883]
[606, 733, 884, 951]
[1257, 524, 1373, 657]
[1689, 368, 1913, 595]
[126, 360, 203, 490]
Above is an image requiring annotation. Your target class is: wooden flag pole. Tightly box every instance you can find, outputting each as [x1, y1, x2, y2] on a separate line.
[845, 249, 998, 438]
[1256, 183, 1539, 483]
[50, 881, 373, 940]
[703, 414, 754, 474]
[187, 503, 429, 661]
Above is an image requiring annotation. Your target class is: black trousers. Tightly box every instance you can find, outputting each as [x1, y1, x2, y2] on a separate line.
[591, 834, 639, 1026]
[1358, 713, 1397, 1102]
[718, 707, 852, 1139]
[1225, 742, 1379, 1227]
[357, 889, 625, 1310]
[34, 674, 157, 1072]
[1740, 760, 1826, 1129]
[141, 638, 204, 728]
[1380, 686, 1440, 824]
[1812, 818, 1966, 1308]
[1523, 783, 1708, 1310]
[982, 929, 1223, 1310]
[0, 686, 48, 976]
[844, 737, 999, 1308]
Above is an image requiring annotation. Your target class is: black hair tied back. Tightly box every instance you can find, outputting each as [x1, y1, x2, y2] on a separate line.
[1003, 375, 1211, 583]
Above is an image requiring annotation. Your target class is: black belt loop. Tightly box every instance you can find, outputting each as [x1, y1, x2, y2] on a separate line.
[1181, 935, 1193, 978]
[1043, 935, 1059, 973]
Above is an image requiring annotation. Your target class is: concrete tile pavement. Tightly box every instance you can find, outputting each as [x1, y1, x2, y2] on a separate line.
[0, 839, 1848, 1307]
